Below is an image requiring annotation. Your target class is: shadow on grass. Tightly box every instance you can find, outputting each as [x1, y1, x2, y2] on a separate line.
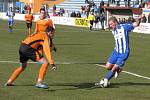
[47, 82, 150, 91]
[47, 82, 96, 91]
[2, 82, 150, 91]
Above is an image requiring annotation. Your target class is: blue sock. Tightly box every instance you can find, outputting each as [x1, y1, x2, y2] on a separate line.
[105, 71, 115, 80]
[9, 28, 12, 32]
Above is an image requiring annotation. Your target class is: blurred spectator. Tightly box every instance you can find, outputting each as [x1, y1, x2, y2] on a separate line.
[85, 5, 91, 17]
[106, 3, 110, 6]
[81, 11, 87, 18]
[90, 4, 94, 12]
[58, 8, 65, 16]
[141, 14, 147, 23]
[99, 3, 104, 14]
[81, 6, 86, 12]
[53, 4, 56, 15]
[122, 18, 127, 23]
[100, 13, 105, 30]
[22, 10, 25, 14]
[116, 0, 120, 6]
[118, 18, 127, 24]
[76, 12, 81, 18]
[94, 13, 100, 30]
[148, 13, 150, 23]
[128, 0, 131, 7]
[132, 1, 140, 8]
[53, 4, 56, 11]
[70, 11, 76, 17]
[24, 3, 31, 13]
[93, 4, 98, 14]
[118, 18, 121, 24]
[147, 1, 150, 8]
[64, 10, 70, 17]
[140, 2, 146, 8]
[124, 0, 128, 7]
[112, 0, 116, 4]
[15, 6, 20, 13]
[85, 0, 88, 3]
[26, 4, 31, 11]
[128, 16, 135, 23]
[100, 0, 105, 6]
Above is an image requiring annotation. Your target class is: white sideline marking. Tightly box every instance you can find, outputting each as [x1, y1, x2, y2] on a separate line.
[0, 60, 78, 64]
[95, 64, 150, 80]
[0, 60, 150, 80]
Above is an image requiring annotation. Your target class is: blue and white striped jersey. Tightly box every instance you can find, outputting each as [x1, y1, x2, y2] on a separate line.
[112, 23, 134, 54]
[6, 11, 15, 21]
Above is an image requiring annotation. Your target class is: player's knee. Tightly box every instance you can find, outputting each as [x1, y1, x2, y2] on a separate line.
[43, 60, 49, 65]
[111, 65, 119, 72]
[38, 57, 49, 64]
[105, 63, 114, 70]
[20, 63, 27, 70]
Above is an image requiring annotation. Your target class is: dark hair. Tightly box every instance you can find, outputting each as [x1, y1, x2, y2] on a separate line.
[45, 26, 54, 33]
[40, 8, 45, 13]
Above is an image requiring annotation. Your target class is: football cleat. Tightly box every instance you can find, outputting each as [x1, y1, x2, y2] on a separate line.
[95, 78, 110, 88]
[4, 83, 14, 87]
[35, 83, 49, 89]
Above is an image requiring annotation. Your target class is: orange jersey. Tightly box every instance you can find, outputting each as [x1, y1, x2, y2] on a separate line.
[24, 14, 34, 22]
[35, 18, 55, 33]
[22, 32, 54, 64]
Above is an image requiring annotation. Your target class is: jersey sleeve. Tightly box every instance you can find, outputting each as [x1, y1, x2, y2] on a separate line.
[32, 15, 34, 20]
[24, 14, 27, 21]
[35, 21, 39, 33]
[6, 12, 8, 16]
[123, 23, 134, 32]
[42, 35, 54, 64]
[49, 19, 55, 29]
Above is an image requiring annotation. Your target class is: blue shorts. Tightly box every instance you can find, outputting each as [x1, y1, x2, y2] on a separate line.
[8, 20, 14, 26]
[108, 50, 129, 68]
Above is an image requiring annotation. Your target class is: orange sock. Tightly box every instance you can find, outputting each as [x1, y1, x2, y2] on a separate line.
[37, 63, 49, 83]
[7, 67, 24, 84]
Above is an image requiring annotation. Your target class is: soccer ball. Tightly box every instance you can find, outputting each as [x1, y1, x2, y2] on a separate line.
[95, 79, 110, 88]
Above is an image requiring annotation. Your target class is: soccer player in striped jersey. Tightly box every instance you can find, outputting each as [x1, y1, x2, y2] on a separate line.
[5, 27, 56, 89]
[95, 16, 141, 87]
[6, 7, 15, 33]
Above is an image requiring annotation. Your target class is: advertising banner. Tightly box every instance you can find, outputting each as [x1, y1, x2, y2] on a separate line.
[133, 23, 150, 34]
[75, 18, 89, 27]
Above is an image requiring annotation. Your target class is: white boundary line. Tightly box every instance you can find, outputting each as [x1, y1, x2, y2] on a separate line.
[0, 60, 150, 80]
[95, 64, 150, 80]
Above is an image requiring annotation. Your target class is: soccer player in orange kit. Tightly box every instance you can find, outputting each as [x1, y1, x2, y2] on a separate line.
[5, 27, 56, 89]
[34, 9, 55, 35]
[24, 10, 34, 35]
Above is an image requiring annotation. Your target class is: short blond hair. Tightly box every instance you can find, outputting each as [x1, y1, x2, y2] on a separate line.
[108, 16, 119, 24]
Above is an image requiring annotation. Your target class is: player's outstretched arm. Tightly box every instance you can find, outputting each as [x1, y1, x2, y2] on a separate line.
[133, 18, 141, 27]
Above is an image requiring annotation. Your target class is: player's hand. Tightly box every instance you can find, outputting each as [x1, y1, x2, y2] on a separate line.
[51, 64, 57, 71]
[33, 31, 37, 34]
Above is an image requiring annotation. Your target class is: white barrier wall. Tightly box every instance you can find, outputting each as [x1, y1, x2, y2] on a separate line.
[0, 12, 77, 26]
[133, 23, 150, 34]
[0, 12, 150, 34]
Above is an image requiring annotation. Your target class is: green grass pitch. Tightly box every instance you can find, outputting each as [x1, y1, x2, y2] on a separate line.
[0, 20, 150, 100]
